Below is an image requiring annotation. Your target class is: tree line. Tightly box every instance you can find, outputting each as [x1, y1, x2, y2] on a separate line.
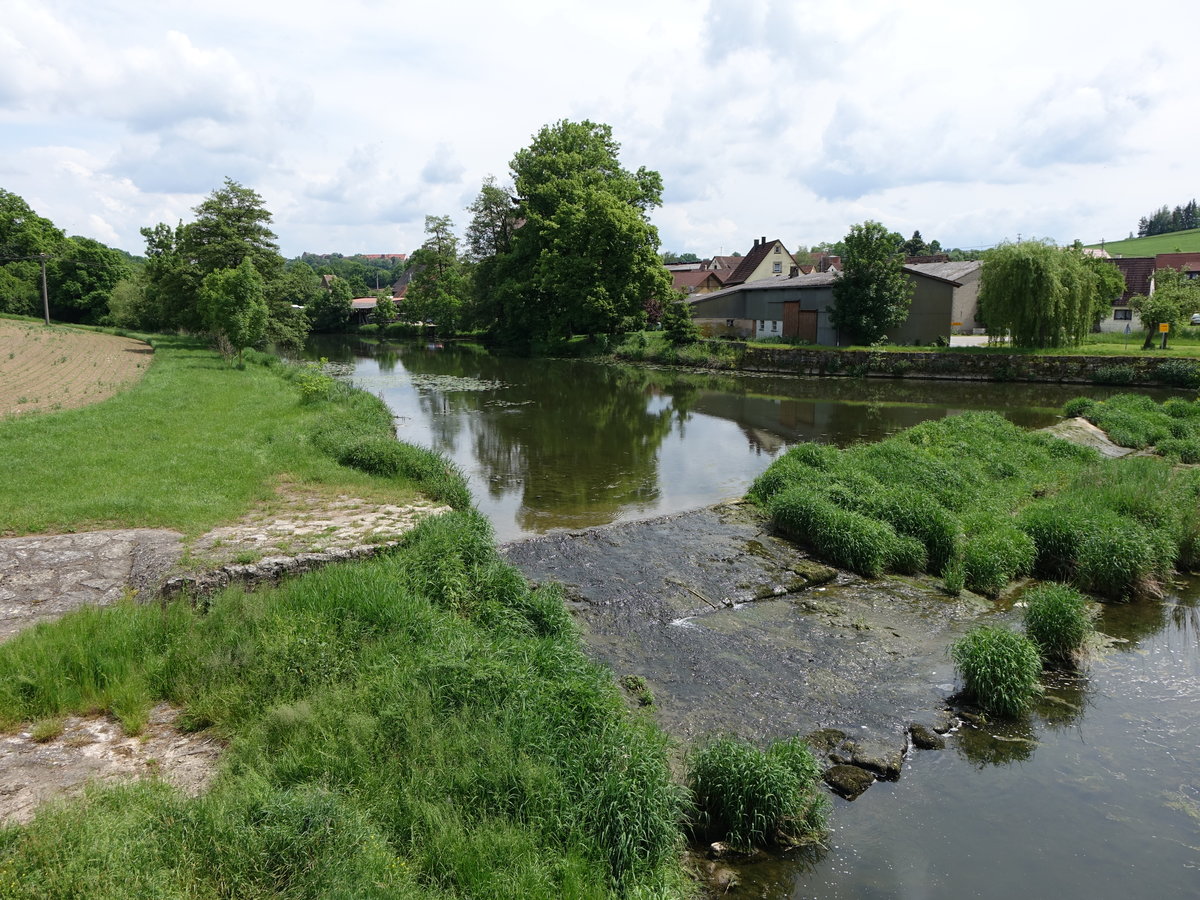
[1136, 199, 1198, 238]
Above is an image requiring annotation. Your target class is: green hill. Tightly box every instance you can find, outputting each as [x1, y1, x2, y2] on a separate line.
[1087, 228, 1200, 257]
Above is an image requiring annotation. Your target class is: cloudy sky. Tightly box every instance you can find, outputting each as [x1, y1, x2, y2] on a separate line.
[2, 0, 1195, 259]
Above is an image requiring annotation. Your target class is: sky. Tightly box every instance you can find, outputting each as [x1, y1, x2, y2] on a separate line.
[1, 0, 1196, 260]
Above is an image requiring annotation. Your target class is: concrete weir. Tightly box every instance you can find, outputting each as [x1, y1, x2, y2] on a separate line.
[502, 503, 986, 792]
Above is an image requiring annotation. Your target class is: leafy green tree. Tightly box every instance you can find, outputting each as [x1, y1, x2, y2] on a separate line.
[979, 241, 1116, 347]
[47, 236, 130, 324]
[307, 277, 353, 333]
[406, 215, 468, 332]
[1130, 268, 1200, 348]
[830, 220, 913, 344]
[180, 178, 283, 285]
[901, 230, 927, 256]
[0, 189, 65, 316]
[477, 120, 672, 346]
[138, 221, 199, 331]
[198, 257, 268, 359]
[661, 294, 699, 344]
[372, 295, 398, 326]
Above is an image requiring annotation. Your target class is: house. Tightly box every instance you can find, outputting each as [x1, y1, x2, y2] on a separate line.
[702, 255, 743, 280]
[1097, 257, 1154, 333]
[687, 261, 983, 344]
[670, 269, 725, 296]
[719, 237, 798, 287]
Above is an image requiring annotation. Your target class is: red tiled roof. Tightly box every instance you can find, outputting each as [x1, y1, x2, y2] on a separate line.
[723, 239, 794, 287]
[704, 255, 741, 271]
[1107, 257, 1155, 305]
[671, 270, 724, 293]
[1156, 252, 1200, 273]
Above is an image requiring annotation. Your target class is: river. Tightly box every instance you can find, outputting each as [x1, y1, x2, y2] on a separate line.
[306, 336, 1199, 897]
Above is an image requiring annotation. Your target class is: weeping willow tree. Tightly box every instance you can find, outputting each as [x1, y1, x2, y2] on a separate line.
[979, 241, 1123, 347]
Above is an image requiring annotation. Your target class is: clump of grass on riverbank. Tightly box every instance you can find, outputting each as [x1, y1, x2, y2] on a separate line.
[0, 337, 459, 536]
[951, 626, 1043, 717]
[687, 735, 827, 850]
[1064, 393, 1200, 462]
[1022, 583, 1095, 665]
[750, 411, 1198, 598]
[612, 331, 744, 369]
[0, 509, 688, 896]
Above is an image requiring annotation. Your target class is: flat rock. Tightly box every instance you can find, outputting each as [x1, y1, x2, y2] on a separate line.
[824, 764, 875, 800]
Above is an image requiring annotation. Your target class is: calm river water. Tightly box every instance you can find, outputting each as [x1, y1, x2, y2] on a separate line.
[307, 336, 1199, 897]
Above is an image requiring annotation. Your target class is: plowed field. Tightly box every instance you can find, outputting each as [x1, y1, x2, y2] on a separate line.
[0, 320, 152, 417]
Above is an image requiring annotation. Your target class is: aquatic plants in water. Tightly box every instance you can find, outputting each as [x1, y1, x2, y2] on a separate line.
[951, 626, 1043, 717]
[1022, 582, 1095, 665]
[687, 735, 828, 850]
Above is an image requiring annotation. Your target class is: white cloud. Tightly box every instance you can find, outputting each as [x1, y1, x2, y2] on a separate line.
[0, 0, 1196, 257]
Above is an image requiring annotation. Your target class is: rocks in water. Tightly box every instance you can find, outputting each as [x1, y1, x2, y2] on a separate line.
[850, 738, 904, 780]
[824, 764, 875, 800]
[909, 723, 946, 750]
[804, 728, 847, 755]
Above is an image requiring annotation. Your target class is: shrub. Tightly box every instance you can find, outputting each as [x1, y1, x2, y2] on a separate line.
[1157, 437, 1200, 463]
[1022, 583, 1094, 665]
[688, 735, 828, 849]
[1092, 364, 1136, 385]
[951, 626, 1042, 717]
[961, 527, 1035, 597]
[1156, 358, 1200, 388]
[1062, 397, 1096, 419]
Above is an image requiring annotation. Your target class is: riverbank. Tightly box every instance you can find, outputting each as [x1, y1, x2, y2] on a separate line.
[610, 330, 1200, 387]
[0, 340, 692, 897]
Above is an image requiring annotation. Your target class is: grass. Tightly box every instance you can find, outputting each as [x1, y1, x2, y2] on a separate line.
[0, 510, 690, 896]
[1022, 583, 1095, 665]
[0, 336, 448, 537]
[951, 626, 1043, 717]
[687, 735, 827, 850]
[1065, 393, 1200, 462]
[1085, 228, 1200, 257]
[750, 410, 1200, 599]
[611, 331, 745, 369]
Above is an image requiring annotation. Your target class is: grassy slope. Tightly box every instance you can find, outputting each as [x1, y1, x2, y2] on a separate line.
[1086, 228, 1200, 257]
[0, 334, 424, 537]
[0, 340, 691, 897]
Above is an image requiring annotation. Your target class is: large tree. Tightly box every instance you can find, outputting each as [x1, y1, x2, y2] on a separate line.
[0, 189, 66, 316]
[979, 241, 1117, 348]
[1130, 268, 1200, 348]
[473, 120, 672, 346]
[47, 236, 131, 324]
[405, 214, 468, 332]
[830, 220, 913, 344]
[199, 257, 269, 359]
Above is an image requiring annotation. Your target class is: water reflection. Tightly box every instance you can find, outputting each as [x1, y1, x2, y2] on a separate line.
[304, 336, 1180, 543]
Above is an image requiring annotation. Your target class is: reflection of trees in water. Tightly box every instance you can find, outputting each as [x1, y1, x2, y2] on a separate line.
[1096, 597, 1170, 651]
[954, 717, 1038, 767]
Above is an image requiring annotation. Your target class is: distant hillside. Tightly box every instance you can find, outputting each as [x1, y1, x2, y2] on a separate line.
[1087, 228, 1200, 257]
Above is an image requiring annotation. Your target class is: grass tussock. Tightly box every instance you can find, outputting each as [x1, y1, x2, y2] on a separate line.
[950, 626, 1043, 718]
[750, 410, 1198, 599]
[611, 331, 745, 370]
[687, 735, 828, 850]
[0, 509, 688, 896]
[1022, 583, 1095, 665]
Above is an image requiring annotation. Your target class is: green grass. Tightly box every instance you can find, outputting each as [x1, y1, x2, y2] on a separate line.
[1085, 228, 1200, 257]
[611, 331, 745, 369]
[750, 410, 1198, 599]
[1022, 583, 1095, 665]
[0, 336, 453, 537]
[951, 626, 1043, 718]
[687, 735, 827, 850]
[0, 511, 690, 897]
[1066, 393, 1200, 461]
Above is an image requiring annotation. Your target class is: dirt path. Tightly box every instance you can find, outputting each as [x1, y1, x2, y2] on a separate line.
[0, 319, 152, 417]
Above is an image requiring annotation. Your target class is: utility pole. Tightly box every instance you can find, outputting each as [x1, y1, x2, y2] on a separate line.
[39, 254, 50, 325]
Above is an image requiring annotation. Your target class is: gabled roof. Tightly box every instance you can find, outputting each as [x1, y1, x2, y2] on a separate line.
[704, 255, 741, 272]
[671, 269, 724, 293]
[351, 298, 378, 310]
[1107, 257, 1155, 304]
[722, 239, 784, 287]
[686, 270, 837, 304]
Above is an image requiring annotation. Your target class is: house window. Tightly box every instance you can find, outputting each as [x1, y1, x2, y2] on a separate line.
[1114, 309, 1132, 320]
[771, 320, 778, 332]
[774, 246, 781, 254]
[772, 262, 782, 273]
[726, 319, 735, 327]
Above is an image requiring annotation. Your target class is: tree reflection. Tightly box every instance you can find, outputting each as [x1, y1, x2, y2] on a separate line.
[954, 717, 1038, 767]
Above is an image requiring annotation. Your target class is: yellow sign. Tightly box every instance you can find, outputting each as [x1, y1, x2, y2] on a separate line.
[1159, 323, 1170, 333]
[950, 322, 962, 327]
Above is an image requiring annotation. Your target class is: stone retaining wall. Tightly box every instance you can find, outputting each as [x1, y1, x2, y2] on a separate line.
[735, 345, 1200, 387]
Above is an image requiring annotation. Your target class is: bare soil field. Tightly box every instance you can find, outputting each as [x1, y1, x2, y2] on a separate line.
[0, 319, 153, 418]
